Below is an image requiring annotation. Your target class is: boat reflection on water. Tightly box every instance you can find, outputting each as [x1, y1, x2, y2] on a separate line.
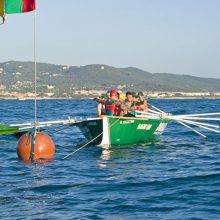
[100, 147, 127, 161]
[97, 143, 155, 168]
[100, 140, 162, 159]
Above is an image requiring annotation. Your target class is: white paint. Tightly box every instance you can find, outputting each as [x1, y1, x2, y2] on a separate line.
[154, 123, 168, 135]
[137, 124, 152, 130]
[100, 117, 110, 145]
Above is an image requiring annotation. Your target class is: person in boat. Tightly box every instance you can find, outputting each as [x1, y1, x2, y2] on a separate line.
[120, 91, 137, 117]
[94, 89, 121, 116]
[137, 91, 148, 112]
[97, 94, 107, 116]
[96, 90, 112, 116]
[131, 92, 137, 100]
[119, 93, 125, 102]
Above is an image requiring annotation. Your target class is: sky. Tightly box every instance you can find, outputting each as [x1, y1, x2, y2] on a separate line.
[1, 0, 220, 78]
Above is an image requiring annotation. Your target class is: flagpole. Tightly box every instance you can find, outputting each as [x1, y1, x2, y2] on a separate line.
[34, 9, 37, 125]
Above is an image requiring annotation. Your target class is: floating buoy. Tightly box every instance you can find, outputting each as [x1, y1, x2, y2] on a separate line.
[17, 132, 55, 162]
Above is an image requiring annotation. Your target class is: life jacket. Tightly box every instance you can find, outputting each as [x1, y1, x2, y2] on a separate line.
[114, 106, 119, 116]
[130, 106, 141, 116]
[130, 106, 140, 112]
[105, 100, 115, 116]
[123, 100, 138, 116]
[124, 100, 135, 111]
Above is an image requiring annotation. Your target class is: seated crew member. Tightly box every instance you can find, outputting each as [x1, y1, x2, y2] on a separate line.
[119, 93, 125, 102]
[120, 91, 136, 117]
[133, 94, 139, 105]
[97, 94, 107, 116]
[137, 91, 148, 112]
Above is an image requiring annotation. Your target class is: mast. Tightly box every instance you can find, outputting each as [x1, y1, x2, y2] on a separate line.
[34, 10, 37, 125]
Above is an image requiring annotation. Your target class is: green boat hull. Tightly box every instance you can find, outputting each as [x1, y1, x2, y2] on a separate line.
[75, 116, 170, 146]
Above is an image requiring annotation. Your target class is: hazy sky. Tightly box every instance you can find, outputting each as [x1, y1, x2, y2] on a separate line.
[1, 0, 220, 78]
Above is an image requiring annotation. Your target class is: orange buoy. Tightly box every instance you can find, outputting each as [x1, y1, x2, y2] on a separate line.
[17, 132, 55, 162]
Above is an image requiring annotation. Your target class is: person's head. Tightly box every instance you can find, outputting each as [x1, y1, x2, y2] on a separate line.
[126, 91, 133, 102]
[99, 94, 107, 100]
[131, 92, 136, 97]
[119, 93, 125, 102]
[110, 89, 118, 100]
[133, 94, 140, 102]
[138, 91, 144, 97]
[138, 91, 144, 101]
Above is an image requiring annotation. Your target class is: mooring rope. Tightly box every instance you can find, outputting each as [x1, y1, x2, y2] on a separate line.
[63, 117, 120, 159]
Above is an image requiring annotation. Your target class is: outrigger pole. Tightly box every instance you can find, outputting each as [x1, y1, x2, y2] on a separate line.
[0, 117, 101, 135]
[136, 109, 220, 138]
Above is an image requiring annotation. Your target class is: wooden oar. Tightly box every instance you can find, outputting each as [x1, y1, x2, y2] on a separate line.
[172, 116, 220, 121]
[173, 112, 220, 117]
[174, 118, 219, 128]
[174, 120, 208, 138]
[176, 118, 220, 133]
[148, 104, 165, 113]
[136, 109, 220, 137]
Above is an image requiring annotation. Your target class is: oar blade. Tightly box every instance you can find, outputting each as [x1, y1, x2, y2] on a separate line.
[0, 124, 20, 135]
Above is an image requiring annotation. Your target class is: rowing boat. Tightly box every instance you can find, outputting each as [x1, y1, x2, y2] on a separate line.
[72, 116, 170, 146]
[0, 115, 170, 146]
[1, 106, 220, 149]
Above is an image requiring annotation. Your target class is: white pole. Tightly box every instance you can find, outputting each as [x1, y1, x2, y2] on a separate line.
[148, 104, 165, 113]
[173, 112, 220, 117]
[172, 116, 220, 121]
[174, 118, 219, 128]
[34, 10, 37, 125]
[176, 118, 220, 133]
[9, 117, 102, 128]
[148, 109, 161, 114]
[175, 120, 207, 138]
[136, 110, 162, 116]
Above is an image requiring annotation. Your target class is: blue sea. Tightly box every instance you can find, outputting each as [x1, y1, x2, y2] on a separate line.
[0, 99, 220, 220]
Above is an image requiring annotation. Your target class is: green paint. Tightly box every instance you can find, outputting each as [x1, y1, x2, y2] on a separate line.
[108, 117, 169, 145]
[75, 117, 170, 146]
[5, 0, 22, 14]
[73, 119, 103, 145]
[0, 124, 19, 135]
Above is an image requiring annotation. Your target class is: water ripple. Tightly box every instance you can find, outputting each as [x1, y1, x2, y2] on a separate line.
[1, 99, 220, 219]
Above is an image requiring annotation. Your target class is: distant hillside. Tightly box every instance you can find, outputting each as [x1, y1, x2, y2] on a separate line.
[0, 61, 220, 96]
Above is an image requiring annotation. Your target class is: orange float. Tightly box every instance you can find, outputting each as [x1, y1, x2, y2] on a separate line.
[17, 132, 55, 162]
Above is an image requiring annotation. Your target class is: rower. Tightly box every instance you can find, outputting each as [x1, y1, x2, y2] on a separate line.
[137, 91, 148, 112]
[94, 89, 121, 116]
[97, 94, 107, 116]
[120, 91, 136, 116]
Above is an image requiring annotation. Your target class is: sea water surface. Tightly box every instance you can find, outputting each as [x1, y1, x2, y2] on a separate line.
[0, 99, 220, 219]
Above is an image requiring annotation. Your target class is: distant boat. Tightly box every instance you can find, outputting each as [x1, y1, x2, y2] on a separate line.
[17, 97, 26, 101]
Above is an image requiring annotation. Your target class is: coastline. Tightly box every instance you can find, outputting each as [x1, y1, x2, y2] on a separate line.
[1, 90, 220, 100]
[1, 96, 220, 100]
